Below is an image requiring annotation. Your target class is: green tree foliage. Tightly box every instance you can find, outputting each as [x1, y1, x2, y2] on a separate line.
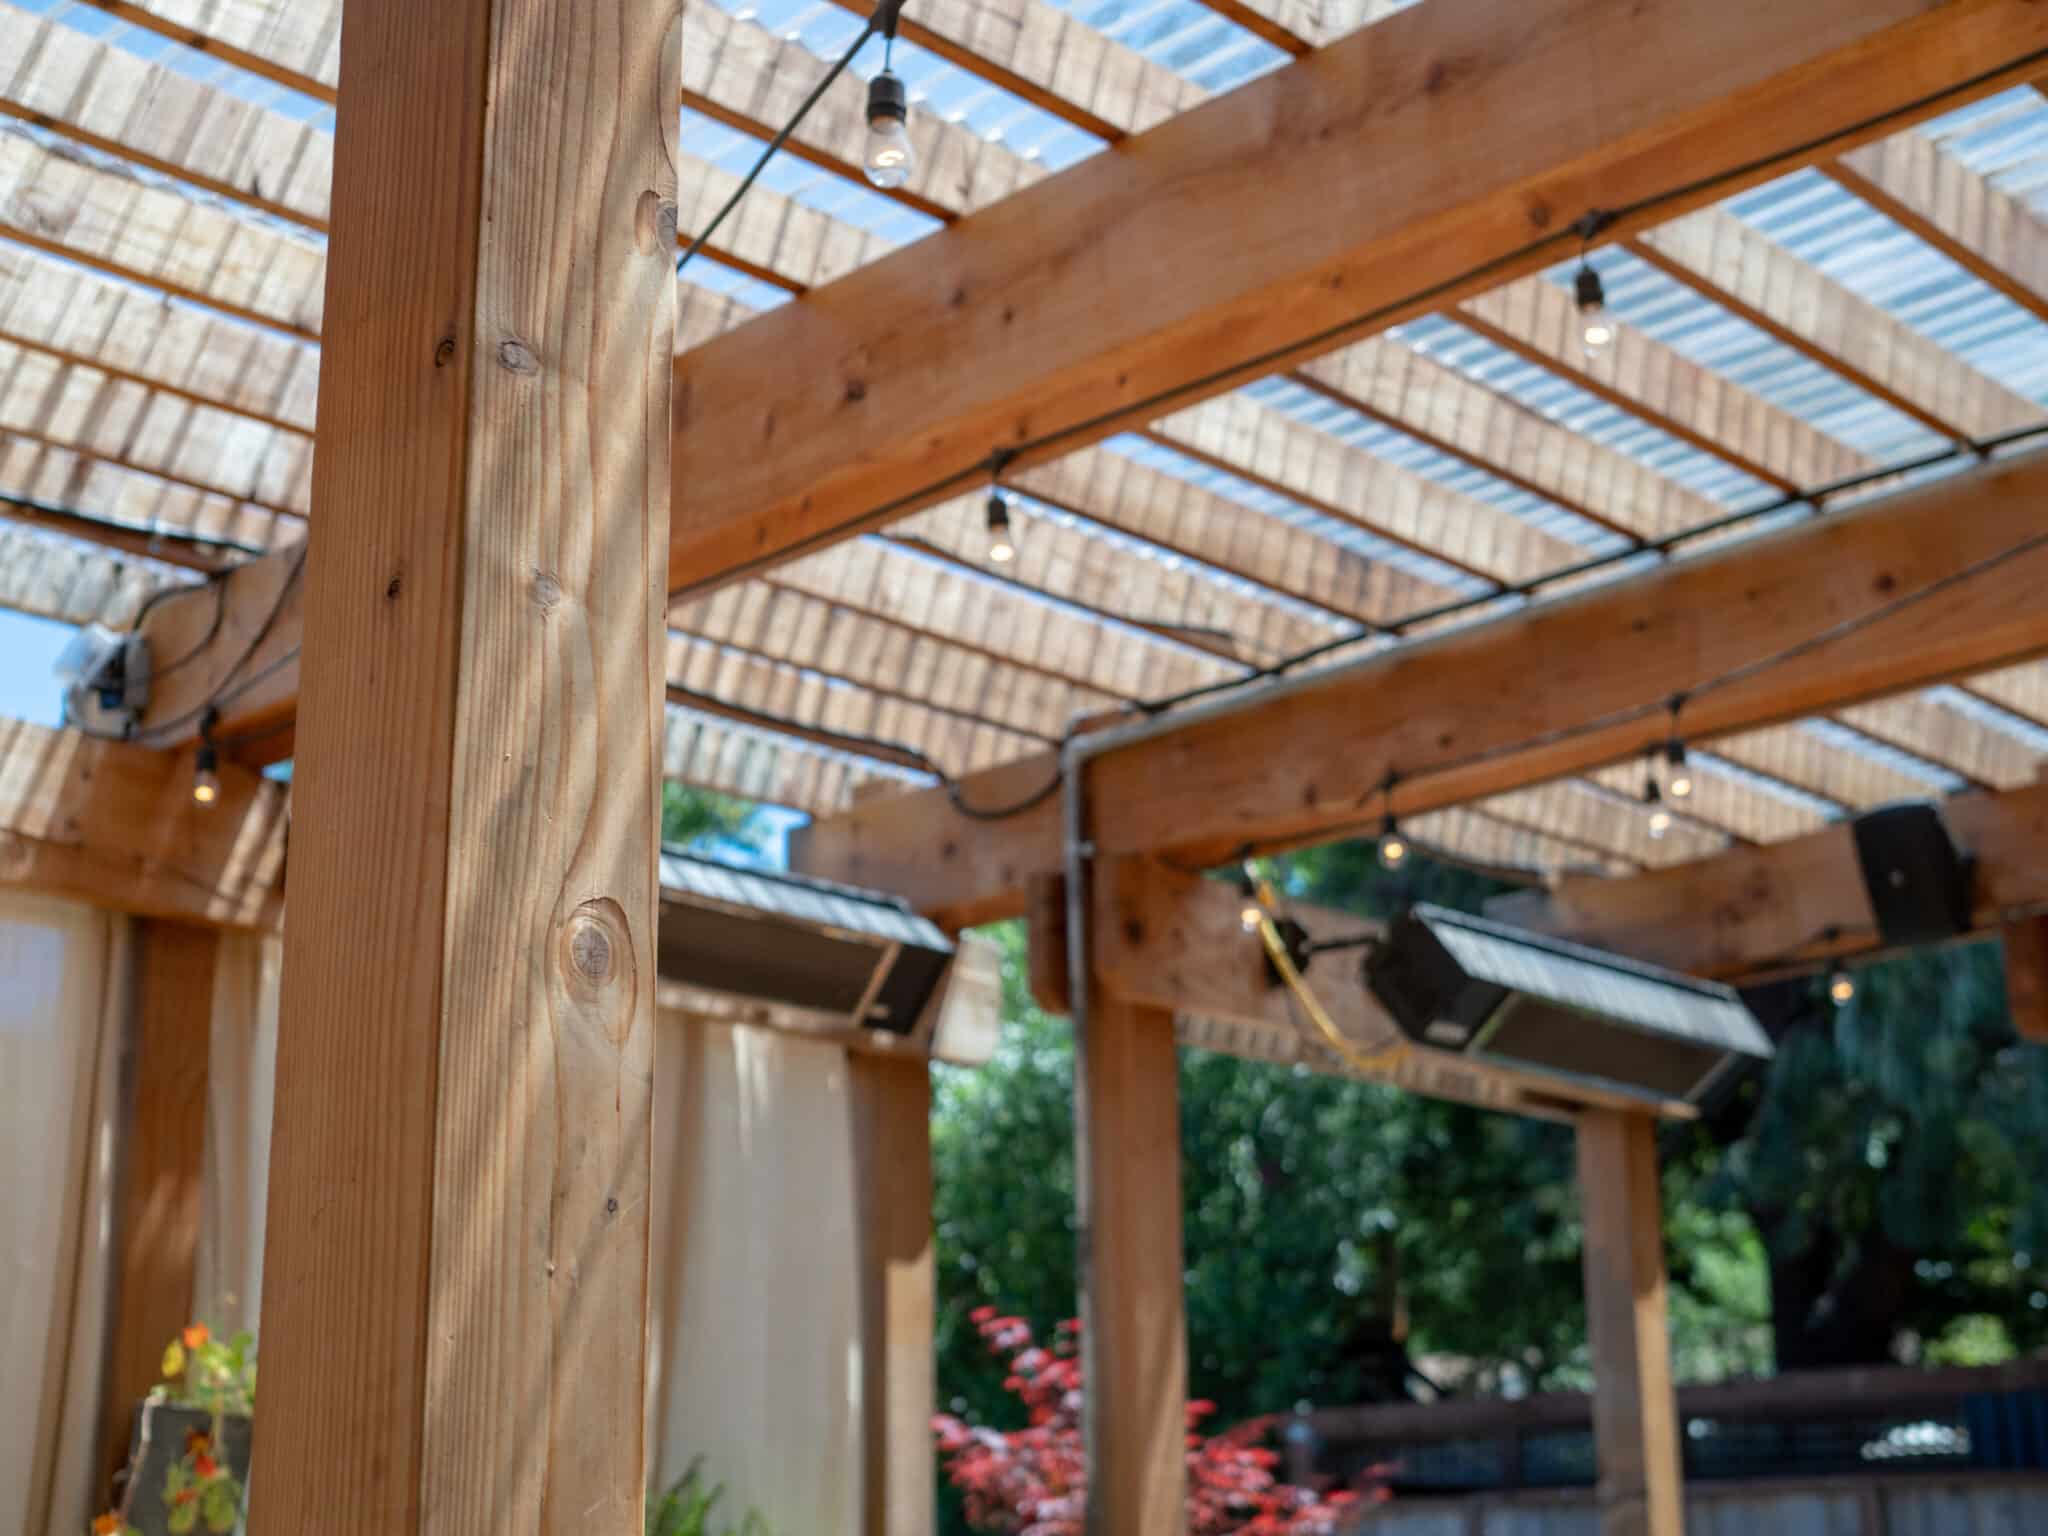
[661, 782, 760, 851]
[932, 832, 2047, 1455]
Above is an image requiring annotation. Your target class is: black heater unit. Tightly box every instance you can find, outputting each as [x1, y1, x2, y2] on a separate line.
[1364, 905, 1773, 1108]
[655, 848, 955, 1038]
[1850, 802, 1975, 947]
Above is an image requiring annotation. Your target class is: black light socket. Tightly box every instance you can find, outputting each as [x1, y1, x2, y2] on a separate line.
[867, 69, 908, 127]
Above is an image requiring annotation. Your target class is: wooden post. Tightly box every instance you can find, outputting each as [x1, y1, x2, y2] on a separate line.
[2002, 916, 2048, 1043]
[248, 0, 675, 1528]
[849, 1054, 936, 1536]
[1577, 1109, 1685, 1536]
[98, 919, 219, 1495]
[1078, 994, 1189, 1536]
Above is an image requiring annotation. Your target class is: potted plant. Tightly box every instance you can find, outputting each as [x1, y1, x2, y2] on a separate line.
[94, 1324, 255, 1536]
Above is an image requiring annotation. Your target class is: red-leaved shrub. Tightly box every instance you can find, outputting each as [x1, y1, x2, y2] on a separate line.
[934, 1308, 1385, 1535]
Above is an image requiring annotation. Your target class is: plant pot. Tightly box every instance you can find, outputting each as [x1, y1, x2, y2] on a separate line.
[118, 1401, 253, 1536]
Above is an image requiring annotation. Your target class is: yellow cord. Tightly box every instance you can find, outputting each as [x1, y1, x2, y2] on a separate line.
[1248, 879, 1409, 1078]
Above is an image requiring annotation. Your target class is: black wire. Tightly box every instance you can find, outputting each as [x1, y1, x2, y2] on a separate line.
[129, 545, 308, 746]
[677, 20, 880, 274]
[665, 40, 2048, 603]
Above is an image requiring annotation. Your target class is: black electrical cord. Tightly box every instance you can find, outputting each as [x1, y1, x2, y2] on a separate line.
[666, 40, 2048, 604]
[678, 0, 909, 274]
[126, 543, 308, 747]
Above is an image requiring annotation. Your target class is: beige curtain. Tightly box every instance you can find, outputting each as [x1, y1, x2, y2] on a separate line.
[647, 1013, 865, 1530]
[0, 891, 130, 1536]
[193, 932, 284, 1339]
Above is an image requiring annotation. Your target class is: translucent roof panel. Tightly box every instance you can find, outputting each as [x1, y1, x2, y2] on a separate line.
[1919, 86, 2048, 218]
[677, 107, 942, 247]
[1393, 316, 1782, 514]
[1567, 248, 1946, 469]
[1725, 168, 2048, 413]
[1040, 0, 1287, 93]
[1244, 376, 1635, 557]
[27, 0, 336, 127]
[681, 255, 797, 312]
[1104, 435, 1494, 599]
[1798, 718, 1968, 796]
[709, 0, 1104, 171]
[1931, 685, 2048, 760]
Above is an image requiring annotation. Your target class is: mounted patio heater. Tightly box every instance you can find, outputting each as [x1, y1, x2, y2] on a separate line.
[655, 848, 998, 1065]
[1364, 904, 1772, 1108]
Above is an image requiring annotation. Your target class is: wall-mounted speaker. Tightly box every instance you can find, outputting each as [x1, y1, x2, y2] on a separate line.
[1364, 905, 1773, 1108]
[1851, 802, 1975, 948]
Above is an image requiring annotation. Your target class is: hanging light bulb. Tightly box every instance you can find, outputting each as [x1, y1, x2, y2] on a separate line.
[1377, 814, 1409, 871]
[1665, 739, 1692, 800]
[192, 739, 220, 807]
[1575, 263, 1613, 356]
[863, 70, 914, 189]
[1236, 867, 1264, 934]
[1642, 775, 1670, 840]
[986, 491, 1016, 564]
[1828, 967, 1857, 1006]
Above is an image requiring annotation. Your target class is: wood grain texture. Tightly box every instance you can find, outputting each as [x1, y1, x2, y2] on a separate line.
[1576, 1110, 1683, 1536]
[0, 718, 285, 929]
[99, 919, 219, 1497]
[2002, 915, 2048, 1044]
[134, 543, 304, 758]
[1496, 778, 2048, 981]
[795, 449, 2048, 922]
[1077, 993, 1188, 1536]
[849, 1054, 936, 1536]
[248, 0, 675, 1528]
[670, 0, 2048, 593]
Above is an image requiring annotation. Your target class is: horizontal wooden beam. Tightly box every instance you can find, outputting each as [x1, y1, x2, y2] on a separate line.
[133, 543, 304, 763]
[669, 0, 2048, 594]
[0, 717, 286, 929]
[1491, 776, 2048, 980]
[792, 450, 2048, 924]
[1091, 857, 1688, 1120]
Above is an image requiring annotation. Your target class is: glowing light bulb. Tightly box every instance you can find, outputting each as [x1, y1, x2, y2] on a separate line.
[1575, 264, 1612, 357]
[192, 741, 220, 807]
[1666, 739, 1692, 800]
[1829, 968, 1856, 1006]
[1240, 903, 1264, 934]
[986, 490, 1016, 564]
[1377, 816, 1408, 871]
[1643, 776, 1669, 839]
[863, 71, 915, 190]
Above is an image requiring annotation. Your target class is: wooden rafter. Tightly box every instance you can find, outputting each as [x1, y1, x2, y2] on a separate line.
[794, 450, 2048, 925]
[671, 0, 2048, 593]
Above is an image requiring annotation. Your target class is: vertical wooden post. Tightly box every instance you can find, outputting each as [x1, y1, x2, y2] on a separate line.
[1577, 1109, 1685, 1536]
[248, 0, 675, 1528]
[98, 919, 218, 1494]
[1078, 994, 1188, 1536]
[2001, 915, 2048, 1043]
[849, 1054, 936, 1536]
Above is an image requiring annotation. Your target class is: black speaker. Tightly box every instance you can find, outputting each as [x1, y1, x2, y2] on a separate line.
[1850, 803, 1974, 948]
[1364, 905, 1774, 1108]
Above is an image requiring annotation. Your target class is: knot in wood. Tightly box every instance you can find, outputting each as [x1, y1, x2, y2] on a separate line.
[637, 190, 679, 255]
[496, 338, 541, 375]
[557, 897, 638, 1045]
[532, 570, 563, 613]
[569, 917, 613, 984]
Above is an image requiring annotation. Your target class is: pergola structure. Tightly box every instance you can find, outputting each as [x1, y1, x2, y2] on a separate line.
[3, 0, 2048, 1532]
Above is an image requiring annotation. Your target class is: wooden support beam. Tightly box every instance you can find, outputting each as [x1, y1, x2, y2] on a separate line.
[1077, 990, 1189, 1536]
[2003, 914, 2048, 1043]
[1493, 778, 2048, 980]
[0, 719, 285, 929]
[98, 918, 219, 1497]
[1575, 1109, 1684, 1536]
[249, 0, 674, 1527]
[1094, 856, 1684, 1119]
[795, 449, 2048, 925]
[849, 1054, 936, 1536]
[670, 0, 2048, 594]
[133, 543, 305, 764]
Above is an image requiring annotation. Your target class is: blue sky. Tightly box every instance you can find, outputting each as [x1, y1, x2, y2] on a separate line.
[0, 609, 74, 727]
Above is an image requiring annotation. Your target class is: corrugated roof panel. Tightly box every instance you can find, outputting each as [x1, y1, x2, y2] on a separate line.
[1105, 436, 1495, 598]
[677, 106, 943, 246]
[1395, 316, 1782, 512]
[1726, 168, 2048, 413]
[1571, 248, 1945, 466]
[712, 0, 1106, 171]
[1041, 0, 1286, 93]
[1243, 376, 1634, 556]
[1920, 87, 2048, 218]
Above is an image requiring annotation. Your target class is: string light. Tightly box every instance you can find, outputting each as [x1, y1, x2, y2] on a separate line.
[864, 67, 914, 189]
[1828, 967, 1857, 1006]
[986, 491, 1017, 563]
[1373, 773, 1408, 870]
[1573, 211, 1613, 357]
[1236, 865, 1264, 933]
[192, 711, 220, 807]
[1665, 739, 1692, 800]
[1642, 771, 1670, 840]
